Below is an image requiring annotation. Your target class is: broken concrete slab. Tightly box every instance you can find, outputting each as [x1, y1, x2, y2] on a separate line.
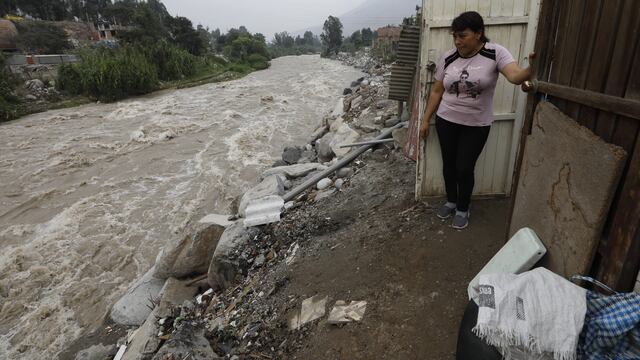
[327, 301, 367, 324]
[261, 163, 327, 180]
[208, 222, 261, 290]
[329, 116, 345, 133]
[316, 133, 336, 162]
[509, 102, 627, 278]
[153, 223, 226, 279]
[198, 214, 234, 227]
[111, 266, 165, 326]
[288, 295, 328, 330]
[331, 97, 344, 117]
[238, 174, 285, 217]
[74, 343, 117, 360]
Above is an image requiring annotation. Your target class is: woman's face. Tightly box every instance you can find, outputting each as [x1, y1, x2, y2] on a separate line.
[452, 28, 482, 55]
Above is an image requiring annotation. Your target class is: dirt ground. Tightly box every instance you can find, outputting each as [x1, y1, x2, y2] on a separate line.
[279, 149, 508, 359]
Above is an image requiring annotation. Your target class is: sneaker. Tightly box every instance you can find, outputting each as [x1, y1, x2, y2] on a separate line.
[452, 211, 470, 230]
[437, 202, 456, 219]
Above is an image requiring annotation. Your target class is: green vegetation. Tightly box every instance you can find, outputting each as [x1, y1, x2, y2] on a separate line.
[340, 27, 375, 54]
[268, 31, 321, 58]
[15, 21, 72, 54]
[320, 16, 343, 57]
[0, 54, 20, 121]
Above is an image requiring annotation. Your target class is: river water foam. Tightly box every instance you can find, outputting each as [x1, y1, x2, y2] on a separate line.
[0, 55, 363, 359]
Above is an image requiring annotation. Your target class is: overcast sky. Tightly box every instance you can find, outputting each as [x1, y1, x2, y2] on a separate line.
[161, 0, 369, 41]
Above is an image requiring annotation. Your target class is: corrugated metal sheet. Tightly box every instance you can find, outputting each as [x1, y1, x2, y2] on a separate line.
[388, 25, 421, 102]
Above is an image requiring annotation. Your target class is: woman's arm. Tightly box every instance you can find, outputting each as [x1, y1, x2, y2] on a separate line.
[500, 52, 535, 85]
[419, 80, 445, 139]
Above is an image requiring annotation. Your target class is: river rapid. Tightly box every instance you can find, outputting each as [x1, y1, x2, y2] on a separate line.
[0, 55, 363, 359]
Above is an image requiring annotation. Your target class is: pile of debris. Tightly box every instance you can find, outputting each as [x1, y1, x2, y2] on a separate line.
[20, 78, 61, 103]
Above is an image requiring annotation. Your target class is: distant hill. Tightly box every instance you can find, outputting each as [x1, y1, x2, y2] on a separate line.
[297, 0, 420, 37]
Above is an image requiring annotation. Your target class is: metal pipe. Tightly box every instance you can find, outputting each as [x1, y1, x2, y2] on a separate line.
[339, 138, 395, 148]
[283, 122, 405, 202]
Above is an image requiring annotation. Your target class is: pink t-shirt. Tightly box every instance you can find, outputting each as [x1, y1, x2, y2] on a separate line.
[434, 43, 515, 126]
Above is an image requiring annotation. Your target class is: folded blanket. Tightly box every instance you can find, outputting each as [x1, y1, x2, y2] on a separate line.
[473, 268, 587, 360]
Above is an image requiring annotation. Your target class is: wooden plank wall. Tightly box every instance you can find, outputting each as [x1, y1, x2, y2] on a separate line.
[520, 0, 640, 291]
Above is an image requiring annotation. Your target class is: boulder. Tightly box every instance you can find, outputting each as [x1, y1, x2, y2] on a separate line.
[122, 278, 199, 360]
[110, 266, 166, 326]
[153, 223, 226, 279]
[308, 125, 329, 144]
[316, 178, 333, 190]
[329, 116, 344, 132]
[282, 146, 303, 164]
[298, 150, 317, 163]
[336, 167, 354, 178]
[343, 88, 353, 95]
[152, 323, 219, 360]
[238, 175, 285, 217]
[316, 133, 336, 162]
[330, 123, 360, 158]
[392, 127, 409, 149]
[25, 79, 44, 91]
[331, 97, 344, 117]
[208, 222, 261, 290]
[262, 163, 326, 179]
[75, 344, 117, 360]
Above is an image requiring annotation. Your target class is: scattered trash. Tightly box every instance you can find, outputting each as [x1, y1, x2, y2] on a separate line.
[288, 295, 328, 330]
[327, 300, 367, 324]
[285, 243, 299, 265]
[243, 195, 285, 227]
[112, 345, 126, 360]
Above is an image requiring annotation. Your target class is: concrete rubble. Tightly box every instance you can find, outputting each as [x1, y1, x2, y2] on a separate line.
[327, 300, 368, 324]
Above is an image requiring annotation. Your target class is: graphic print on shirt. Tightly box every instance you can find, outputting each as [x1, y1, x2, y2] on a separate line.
[448, 66, 482, 99]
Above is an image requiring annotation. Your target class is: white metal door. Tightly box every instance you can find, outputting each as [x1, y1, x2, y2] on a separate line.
[416, 0, 541, 198]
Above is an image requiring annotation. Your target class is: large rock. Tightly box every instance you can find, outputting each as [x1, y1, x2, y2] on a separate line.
[331, 97, 344, 117]
[110, 266, 165, 326]
[238, 175, 285, 217]
[152, 323, 219, 360]
[153, 223, 226, 279]
[282, 145, 303, 164]
[25, 79, 44, 91]
[316, 133, 336, 162]
[330, 123, 360, 158]
[207, 222, 261, 290]
[262, 163, 327, 179]
[75, 344, 117, 360]
[122, 278, 199, 360]
[308, 125, 329, 144]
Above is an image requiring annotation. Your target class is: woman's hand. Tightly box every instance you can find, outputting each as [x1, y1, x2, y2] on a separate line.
[419, 115, 430, 139]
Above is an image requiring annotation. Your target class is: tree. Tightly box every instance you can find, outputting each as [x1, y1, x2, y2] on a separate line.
[166, 16, 205, 55]
[350, 30, 363, 48]
[303, 31, 315, 46]
[320, 16, 343, 56]
[361, 28, 374, 46]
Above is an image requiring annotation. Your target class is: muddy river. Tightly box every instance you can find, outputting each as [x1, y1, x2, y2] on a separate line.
[0, 55, 363, 359]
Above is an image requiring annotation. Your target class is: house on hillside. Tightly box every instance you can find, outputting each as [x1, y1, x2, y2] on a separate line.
[95, 19, 129, 41]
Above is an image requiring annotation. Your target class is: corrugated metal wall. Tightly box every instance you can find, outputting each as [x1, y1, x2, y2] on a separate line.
[388, 26, 421, 102]
[417, 0, 540, 197]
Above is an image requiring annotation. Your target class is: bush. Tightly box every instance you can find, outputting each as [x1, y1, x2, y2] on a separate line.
[227, 63, 252, 74]
[247, 54, 269, 70]
[56, 63, 83, 94]
[0, 54, 19, 122]
[142, 40, 196, 81]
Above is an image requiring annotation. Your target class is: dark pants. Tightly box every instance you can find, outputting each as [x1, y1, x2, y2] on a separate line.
[435, 116, 490, 212]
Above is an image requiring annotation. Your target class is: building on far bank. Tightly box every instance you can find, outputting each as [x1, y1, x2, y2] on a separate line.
[373, 26, 401, 58]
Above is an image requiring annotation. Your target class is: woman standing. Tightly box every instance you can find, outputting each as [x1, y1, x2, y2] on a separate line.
[419, 11, 533, 229]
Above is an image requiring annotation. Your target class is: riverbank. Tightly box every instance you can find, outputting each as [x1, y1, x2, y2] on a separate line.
[60, 52, 510, 359]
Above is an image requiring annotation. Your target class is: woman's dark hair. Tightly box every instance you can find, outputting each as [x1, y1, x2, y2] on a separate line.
[452, 11, 490, 42]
